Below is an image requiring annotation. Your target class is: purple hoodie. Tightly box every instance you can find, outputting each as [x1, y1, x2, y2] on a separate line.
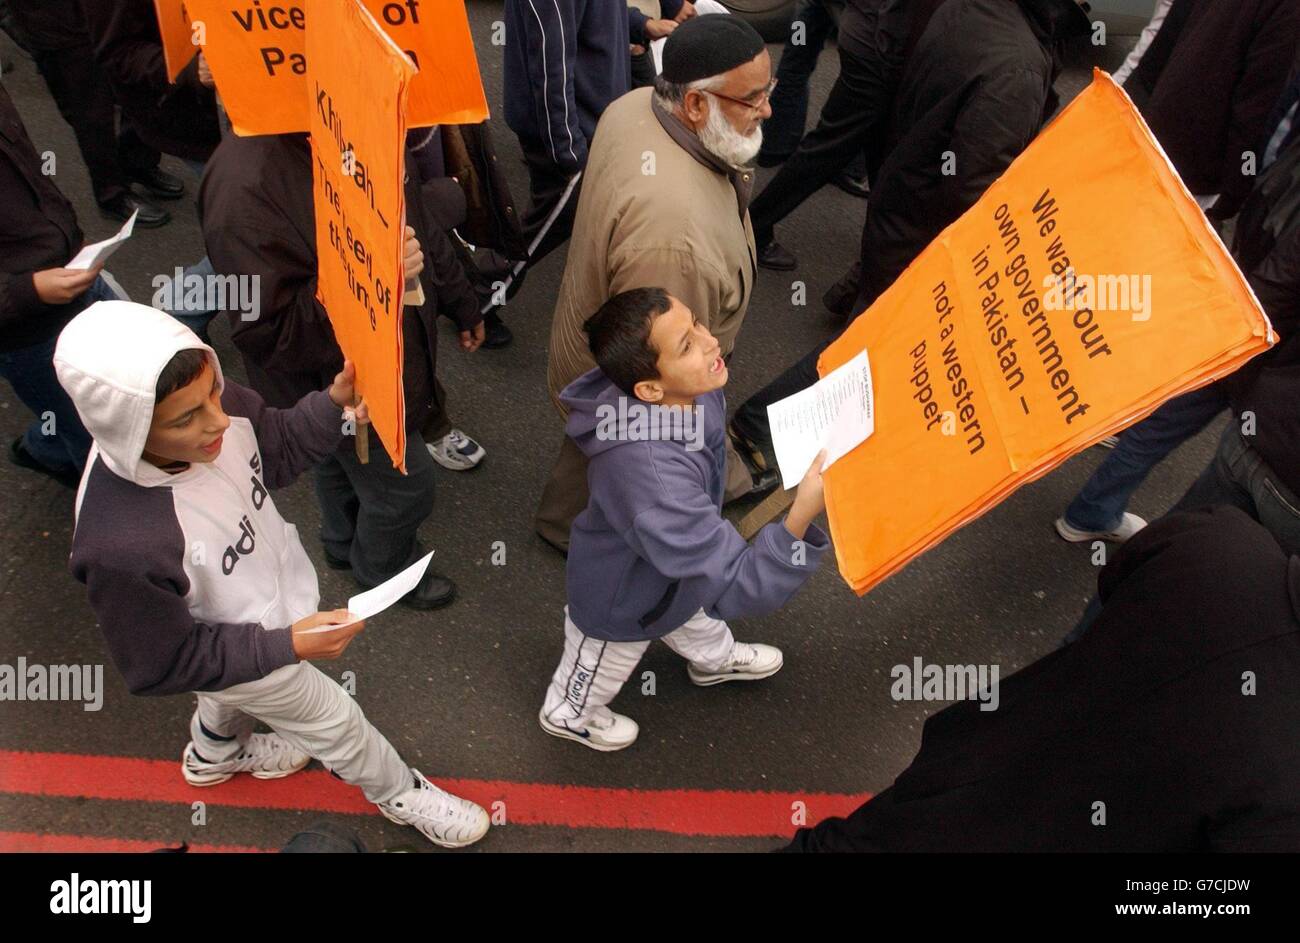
[562, 367, 829, 642]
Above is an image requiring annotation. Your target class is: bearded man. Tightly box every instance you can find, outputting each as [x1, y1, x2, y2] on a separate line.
[536, 15, 773, 553]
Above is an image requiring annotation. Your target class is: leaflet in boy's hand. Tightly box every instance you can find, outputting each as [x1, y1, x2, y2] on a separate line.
[767, 350, 874, 489]
[302, 551, 434, 632]
[67, 210, 137, 271]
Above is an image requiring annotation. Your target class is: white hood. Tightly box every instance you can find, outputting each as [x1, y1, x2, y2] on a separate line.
[54, 301, 225, 486]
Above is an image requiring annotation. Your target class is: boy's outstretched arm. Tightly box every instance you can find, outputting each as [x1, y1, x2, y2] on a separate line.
[622, 454, 831, 622]
[220, 362, 363, 489]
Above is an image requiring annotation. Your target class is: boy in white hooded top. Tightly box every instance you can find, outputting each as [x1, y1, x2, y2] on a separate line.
[55, 301, 489, 848]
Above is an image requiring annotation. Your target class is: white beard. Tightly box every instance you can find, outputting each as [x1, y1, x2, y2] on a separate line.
[698, 101, 763, 169]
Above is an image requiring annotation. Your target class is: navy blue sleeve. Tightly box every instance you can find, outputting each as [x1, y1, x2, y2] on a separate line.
[515, 0, 587, 173]
[617, 454, 830, 621]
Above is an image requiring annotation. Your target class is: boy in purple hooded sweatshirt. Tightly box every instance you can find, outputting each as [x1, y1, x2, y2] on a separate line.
[540, 287, 830, 751]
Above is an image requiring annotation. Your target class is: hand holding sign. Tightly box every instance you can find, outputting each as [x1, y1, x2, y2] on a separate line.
[786, 449, 828, 541]
[308, 0, 415, 472]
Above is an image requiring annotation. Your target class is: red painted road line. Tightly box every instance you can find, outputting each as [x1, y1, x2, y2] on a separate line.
[0, 749, 871, 838]
[0, 831, 270, 853]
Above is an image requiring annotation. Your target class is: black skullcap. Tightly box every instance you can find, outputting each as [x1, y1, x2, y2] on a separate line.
[661, 15, 765, 85]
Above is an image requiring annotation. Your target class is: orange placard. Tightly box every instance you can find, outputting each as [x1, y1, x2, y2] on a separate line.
[183, 0, 486, 136]
[153, 0, 198, 82]
[309, 0, 415, 471]
[820, 71, 1274, 595]
[366, 0, 489, 127]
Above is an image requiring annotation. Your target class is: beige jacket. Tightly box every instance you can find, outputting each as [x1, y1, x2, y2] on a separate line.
[547, 87, 757, 411]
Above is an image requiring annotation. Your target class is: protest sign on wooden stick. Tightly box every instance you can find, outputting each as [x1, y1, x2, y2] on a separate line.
[309, 0, 415, 471]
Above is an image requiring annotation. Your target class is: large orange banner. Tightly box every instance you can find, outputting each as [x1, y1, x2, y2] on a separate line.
[309, 0, 414, 471]
[821, 71, 1274, 595]
[183, 0, 487, 135]
[153, 0, 198, 82]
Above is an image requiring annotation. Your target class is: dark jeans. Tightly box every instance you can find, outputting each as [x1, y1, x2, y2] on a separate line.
[1173, 424, 1300, 556]
[1066, 421, 1300, 644]
[759, 0, 838, 163]
[0, 276, 114, 473]
[314, 426, 436, 587]
[752, 43, 896, 247]
[518, 140, 583, 268]
[31, 41, 157, 205]
[1062, 385, 1227, 532]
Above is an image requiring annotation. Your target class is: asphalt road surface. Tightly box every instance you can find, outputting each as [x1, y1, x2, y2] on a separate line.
[0, 5, 1218, 853]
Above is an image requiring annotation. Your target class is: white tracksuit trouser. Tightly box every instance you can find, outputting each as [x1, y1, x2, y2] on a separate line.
[541, 607, 736, 729]
[190, 661, 411, 805]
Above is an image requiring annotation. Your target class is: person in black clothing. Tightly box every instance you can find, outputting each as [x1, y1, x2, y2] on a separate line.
[1168, 103, 1300, 554]
[787, 505, 1300, 852]
[200, 132, 486, 610]
[6, 0, 171, 227]
[76, 0, 221, 174]
[0, 84, 113, 486]
[752, 0, 943, 272]
[1124, 0, 1300, 221]
[731, 0, 1091, 471]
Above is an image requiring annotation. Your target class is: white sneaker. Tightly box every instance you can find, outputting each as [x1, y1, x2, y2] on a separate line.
[538, 706, 639, 752]
[427, 429, 486, 470]
[378, 768, 490, 848]
[181, 734, 310, 786]
[688, 642, 784, 686]
[1054, 512, 1148, 544]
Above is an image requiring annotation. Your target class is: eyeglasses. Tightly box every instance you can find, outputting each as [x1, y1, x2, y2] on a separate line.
[704, 78, 778, 114]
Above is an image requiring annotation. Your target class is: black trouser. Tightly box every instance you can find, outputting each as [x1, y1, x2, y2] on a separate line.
[519, 139, 583, 267]
[750, 44, 897, 248]
[732, 334, 837, 462]
[31, 41, 158, 205]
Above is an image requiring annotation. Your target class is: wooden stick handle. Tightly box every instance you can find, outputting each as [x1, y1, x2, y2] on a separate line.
[353, 395, 369, 465]
[737, 486, 795, 540]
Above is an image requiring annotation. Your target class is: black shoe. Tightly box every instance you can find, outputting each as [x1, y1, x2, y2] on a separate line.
[481, 310, 513, 350]
[127, 166, 185, 200]
[726, 424, 780, 504]
[748, 465, 781, 498]
[833, 170, 870, 199]
[729, 420, 777, 476]
[398, 568, 457, 611]
[99, 192, 171, 228]
[756, 240, 797, 271]
[323, 549, 352, 571]
[823, 265, 861, 320]
[9, 438, 80, 489]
